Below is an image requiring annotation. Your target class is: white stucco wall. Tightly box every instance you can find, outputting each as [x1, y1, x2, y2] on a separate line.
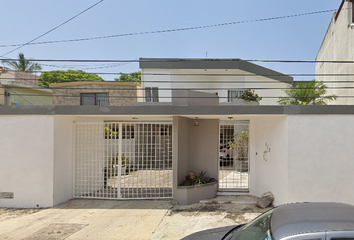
[0, 116, 55, 208]
[251, 116, 288, 206]
[53, 116, 74, 206]
[142, 69, 290, 105]
[316, 1, 354, 105]
[287, 115, 354, 205]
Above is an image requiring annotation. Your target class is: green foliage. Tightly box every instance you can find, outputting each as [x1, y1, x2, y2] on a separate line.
[278, 80, 337, 105]
[114, 71, 141, 83]
[2, 52, 42, 72]
[180, 171, 216, 186]
[108, 153, 130, 176]
[228, 130, 249, 160]
[238, 89, 262, 102]
[38, 70, 104, 88]
[105, 126, 117, 139]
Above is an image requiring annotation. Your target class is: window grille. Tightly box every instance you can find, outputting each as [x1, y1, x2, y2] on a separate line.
[81, 93, 109, 106]
[74, 122, 173, 200]
[219, 121, 250, 192]
[228, 90, 244, 102]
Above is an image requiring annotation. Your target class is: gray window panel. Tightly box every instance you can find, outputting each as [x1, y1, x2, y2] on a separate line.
[81, 93, 109, 106]
[152, 87, 159, 102]
[81, 93, 96, 105]
[95, 93, 109, 106]
[145, 87, 159, 102]
[145, 87, 152, 102]
[352, 2, 354, 23]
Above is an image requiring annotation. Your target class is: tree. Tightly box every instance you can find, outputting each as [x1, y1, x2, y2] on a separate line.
[278, 80, 337, 105]
[1, 52, 42, 72]
[38, 70, 104, 88]
[114, 71, 141, 83]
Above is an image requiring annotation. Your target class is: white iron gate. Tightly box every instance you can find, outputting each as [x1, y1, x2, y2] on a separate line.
[74, 122, 173, 199]
[219, 121, 250, 191]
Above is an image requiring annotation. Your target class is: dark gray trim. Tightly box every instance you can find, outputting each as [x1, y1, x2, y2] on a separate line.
[1, 105, 353, 115]
[139, 58, 293, 84]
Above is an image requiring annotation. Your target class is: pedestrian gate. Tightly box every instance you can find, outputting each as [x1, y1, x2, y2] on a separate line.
[219, 121, 250, 191]
[74, 122, 173, 199]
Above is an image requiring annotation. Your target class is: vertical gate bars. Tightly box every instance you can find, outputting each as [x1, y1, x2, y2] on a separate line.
[74, 122, 173, 200]
[219, 121, 250, 191]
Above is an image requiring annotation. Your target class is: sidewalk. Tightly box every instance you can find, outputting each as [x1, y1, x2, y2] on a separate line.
[0, 197, 269, 240]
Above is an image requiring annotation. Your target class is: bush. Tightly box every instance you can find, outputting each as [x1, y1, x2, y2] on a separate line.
[238, 89, 262, 102]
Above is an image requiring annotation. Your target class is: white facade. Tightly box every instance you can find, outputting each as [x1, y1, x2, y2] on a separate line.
[140, 59, 293, 106]
[316, 0, 354, 105]
[2, 113, 354, 207]
[0, 116, 56, 208]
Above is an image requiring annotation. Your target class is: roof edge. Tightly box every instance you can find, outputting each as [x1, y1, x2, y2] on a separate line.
[139, 58, 293, 84]
[49, 81, 141, 88]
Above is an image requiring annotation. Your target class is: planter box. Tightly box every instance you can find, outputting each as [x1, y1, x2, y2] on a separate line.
[235, 160, 249, 172]
[175, 181, 218, 205]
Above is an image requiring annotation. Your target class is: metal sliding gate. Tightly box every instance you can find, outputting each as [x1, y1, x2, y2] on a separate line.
[219, 121, 250, 191]
[74, 122, 173, 199]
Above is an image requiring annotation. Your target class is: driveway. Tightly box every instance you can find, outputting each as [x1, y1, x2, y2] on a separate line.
[0, 196, 269, 240]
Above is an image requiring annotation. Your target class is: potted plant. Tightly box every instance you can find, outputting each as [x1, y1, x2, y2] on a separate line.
[228, 130, 249, 172]
[238, 89, 262, 103]
[177, 171, 218, 205]
[180, 171, 217, 187]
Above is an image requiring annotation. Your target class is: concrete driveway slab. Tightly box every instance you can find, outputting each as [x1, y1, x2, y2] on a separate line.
[0, 196, 270, 239]
[0, 199, 172, 240]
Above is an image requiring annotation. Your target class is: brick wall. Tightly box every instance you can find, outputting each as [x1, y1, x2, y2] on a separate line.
[0, 70, 38, 86]
[51, 83, 138, 106]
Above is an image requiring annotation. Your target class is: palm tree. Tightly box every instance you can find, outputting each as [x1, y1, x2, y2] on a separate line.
[278, 80, 337, 105]
[1, 52, 42, 72]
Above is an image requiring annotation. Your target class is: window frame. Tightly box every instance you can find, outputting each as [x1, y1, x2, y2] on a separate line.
[145, 87, 159, 102]
[228, 89, 245, 102]
[80, 92, 109, 106]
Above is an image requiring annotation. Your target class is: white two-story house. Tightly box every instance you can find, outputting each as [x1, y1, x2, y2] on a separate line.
[139, 58, 293, 105]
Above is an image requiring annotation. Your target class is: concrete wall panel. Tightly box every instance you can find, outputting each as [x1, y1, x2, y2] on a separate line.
[53, 116, 75, 205]
[252, 116, 288, 206]
[287, 115, 354, 204]
[0, 116, 54, 208]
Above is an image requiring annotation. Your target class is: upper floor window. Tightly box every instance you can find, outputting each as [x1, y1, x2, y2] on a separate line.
[81, 93, 109, 106]
[228, 90, 244, 102]
[145, 87, 159, 102]
[352, 1, 354, 23]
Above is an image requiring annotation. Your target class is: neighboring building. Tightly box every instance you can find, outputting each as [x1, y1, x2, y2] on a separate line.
[139, 58, 293, 105]
[49, 81, 142, 106]
[0, 80, 52, 106]
[0, 67, 38, 86]
[316, 0, 354, 105]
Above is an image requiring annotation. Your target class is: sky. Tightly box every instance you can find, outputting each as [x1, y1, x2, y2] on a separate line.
[0, 0, 341, 81]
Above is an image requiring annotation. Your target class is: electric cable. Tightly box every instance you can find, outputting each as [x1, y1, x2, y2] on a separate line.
[0, 9, 336, 48]
[0, 0, 104, 57]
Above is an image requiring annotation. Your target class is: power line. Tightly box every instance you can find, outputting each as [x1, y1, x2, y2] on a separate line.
[2, 94, 353, 99]
[0, 9, 336, 48]
[0, 0, 104, 57]
[2, 58, 354, 63]
[3, 86, 354, 91]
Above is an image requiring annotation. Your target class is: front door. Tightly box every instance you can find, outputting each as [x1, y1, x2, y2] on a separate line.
[219, 121, 250, 192]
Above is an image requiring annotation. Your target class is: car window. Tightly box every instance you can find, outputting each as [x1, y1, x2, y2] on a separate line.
[229, 209, 274, 240]
[327, 231, 354, 240]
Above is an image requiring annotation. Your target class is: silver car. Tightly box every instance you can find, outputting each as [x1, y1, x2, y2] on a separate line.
[181, 202, 354, 240]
